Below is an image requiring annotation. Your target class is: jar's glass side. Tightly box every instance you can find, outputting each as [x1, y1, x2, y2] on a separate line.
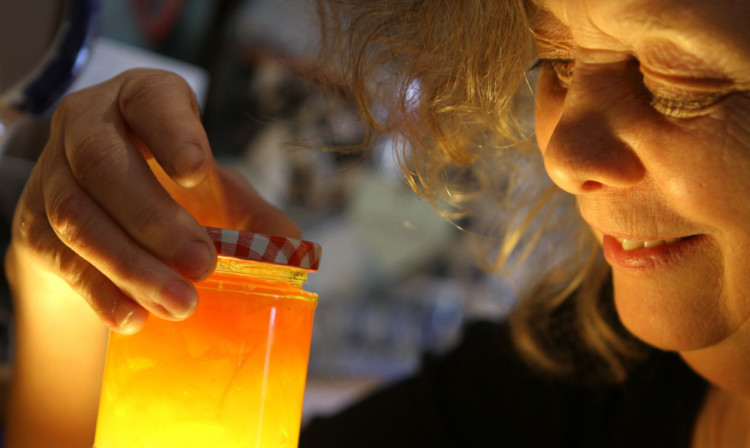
[94, 263, 317, 448]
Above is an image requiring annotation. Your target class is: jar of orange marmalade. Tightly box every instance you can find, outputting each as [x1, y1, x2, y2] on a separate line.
[94, 227, 321, 448]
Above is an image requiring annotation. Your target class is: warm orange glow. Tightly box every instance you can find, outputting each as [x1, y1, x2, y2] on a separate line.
[94, 258, 317, 448]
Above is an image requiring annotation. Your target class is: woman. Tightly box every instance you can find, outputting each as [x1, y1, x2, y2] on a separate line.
[303, 1, 750, 446]
[4, 0, 749, 446]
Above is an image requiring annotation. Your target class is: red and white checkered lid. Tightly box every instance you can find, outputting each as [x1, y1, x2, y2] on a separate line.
[204, 226, 321, 271]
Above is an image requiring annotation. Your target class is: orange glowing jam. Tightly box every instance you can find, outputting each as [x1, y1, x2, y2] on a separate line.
[94, 256, 317, 448]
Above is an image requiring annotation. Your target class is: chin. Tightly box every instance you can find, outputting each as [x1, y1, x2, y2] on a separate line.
[611, 271, 732, 352]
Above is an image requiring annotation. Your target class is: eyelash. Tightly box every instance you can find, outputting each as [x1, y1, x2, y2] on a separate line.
[529, 57, 727, 118]
[529, 58, 574, 85]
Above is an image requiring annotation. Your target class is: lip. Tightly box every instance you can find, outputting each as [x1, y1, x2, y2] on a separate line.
[602, 234, 706, 271]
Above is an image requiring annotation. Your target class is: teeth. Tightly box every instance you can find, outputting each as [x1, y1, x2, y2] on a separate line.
[617, 238, 682, 251]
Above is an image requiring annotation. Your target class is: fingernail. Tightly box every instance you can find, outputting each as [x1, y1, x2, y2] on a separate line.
[173, 144, 205, 178]
[160, 279, 198, 319]
[175, 240, 214, 279]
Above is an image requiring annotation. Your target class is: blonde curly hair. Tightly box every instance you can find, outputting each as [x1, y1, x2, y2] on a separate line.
[316, 0, 645, 382]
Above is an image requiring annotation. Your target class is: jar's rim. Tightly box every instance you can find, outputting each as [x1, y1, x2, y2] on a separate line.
[204, 226, 321, 271]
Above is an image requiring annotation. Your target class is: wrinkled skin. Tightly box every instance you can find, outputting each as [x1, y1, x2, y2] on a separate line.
[6, 68, 299, 334]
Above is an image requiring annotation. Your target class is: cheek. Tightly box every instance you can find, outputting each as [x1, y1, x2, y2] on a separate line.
[621, 97, 750, 347]
[649, 97, 750, 229]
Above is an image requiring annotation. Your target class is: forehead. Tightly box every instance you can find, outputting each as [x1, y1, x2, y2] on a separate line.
[534, 0, 750, 76]
[535, 0, 750, 50]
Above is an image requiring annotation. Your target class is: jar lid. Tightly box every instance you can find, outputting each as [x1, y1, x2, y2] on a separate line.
[204, 226, 321, 271]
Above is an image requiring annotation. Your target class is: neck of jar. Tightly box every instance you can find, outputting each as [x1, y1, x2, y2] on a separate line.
[215, 256, 309, 287]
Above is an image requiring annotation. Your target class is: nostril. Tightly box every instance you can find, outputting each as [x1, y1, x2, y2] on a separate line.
[582, 180, 603, 192]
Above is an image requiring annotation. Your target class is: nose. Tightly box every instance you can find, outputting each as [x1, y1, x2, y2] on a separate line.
[539, 80, 646, 195]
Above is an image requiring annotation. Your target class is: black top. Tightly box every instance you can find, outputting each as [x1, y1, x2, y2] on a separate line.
[300, 320, 707, 448]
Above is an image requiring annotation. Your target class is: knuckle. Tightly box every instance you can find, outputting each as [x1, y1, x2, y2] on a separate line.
[53, 246, 87, 289]
[14, 211, 50, 256]
[14, 200, 42, 247]
[11, 195, 61, 262]
[54, 253, 112, 318]
[52, 91, 83, 124]
[132, 201, 174, 235]
[52, 95, 125, 187]
[52, 88, 102, 131]
[67, 130, 124, 185]
[45, 189, 92, 249]
[47, 224, 136, 304]
[119, 69, 190, 112]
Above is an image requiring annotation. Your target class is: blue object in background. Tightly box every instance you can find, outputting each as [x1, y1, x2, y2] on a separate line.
[11, 0, 100, 116]
[0, 0, 100, 154]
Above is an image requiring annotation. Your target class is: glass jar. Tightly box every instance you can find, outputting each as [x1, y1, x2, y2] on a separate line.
[94, 227, 321, 448]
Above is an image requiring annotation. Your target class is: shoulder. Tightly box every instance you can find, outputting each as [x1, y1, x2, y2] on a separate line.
[300, 320, 706, 448]
[300, 320, 583, 447]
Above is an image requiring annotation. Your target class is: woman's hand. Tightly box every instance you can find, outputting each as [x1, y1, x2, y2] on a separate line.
[5, 68, 299, 335]
[4, 67, 300, 448]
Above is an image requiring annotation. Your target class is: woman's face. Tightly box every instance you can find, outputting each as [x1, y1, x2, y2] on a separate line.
[533, 0, 750, 352]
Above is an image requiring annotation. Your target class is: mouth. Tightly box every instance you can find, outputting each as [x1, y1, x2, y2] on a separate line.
[615, 236, 694, 251]
[603, 234, 704, 270]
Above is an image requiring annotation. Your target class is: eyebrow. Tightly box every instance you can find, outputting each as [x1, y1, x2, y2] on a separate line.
[639, 39, 729, 80]
[532, 0, 680, 37]
[532, 3, 729, 79]
[621, 14, 678, 32]
[532, 6, 572, 41]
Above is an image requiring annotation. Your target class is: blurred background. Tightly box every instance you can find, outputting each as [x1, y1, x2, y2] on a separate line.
[0, 0, 520, 423]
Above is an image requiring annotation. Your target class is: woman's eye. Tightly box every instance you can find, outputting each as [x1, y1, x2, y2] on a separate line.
[531, 57, 731, 118]
[531, 58, 575, 87]
[647, 91, 730, 118]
